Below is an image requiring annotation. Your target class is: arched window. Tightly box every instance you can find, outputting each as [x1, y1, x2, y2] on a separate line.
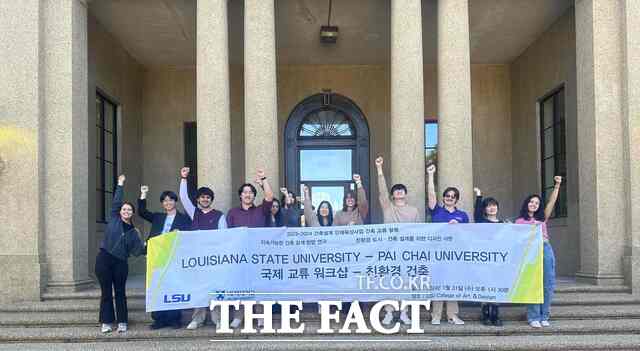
[299, 110, 354, 137]
[284, 93, 370, 220]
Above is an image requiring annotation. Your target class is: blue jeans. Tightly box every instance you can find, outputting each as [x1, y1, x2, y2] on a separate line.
[528, 242, 556, 322]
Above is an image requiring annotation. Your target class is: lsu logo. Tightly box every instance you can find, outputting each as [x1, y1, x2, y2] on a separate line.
[163, 293, 191, 303]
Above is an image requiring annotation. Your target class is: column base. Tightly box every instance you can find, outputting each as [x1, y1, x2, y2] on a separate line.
[0, 254, 45, 303]
[623, 246, 640, 295]
[575, 272, 626, 286]
[47, 278, 96, 293]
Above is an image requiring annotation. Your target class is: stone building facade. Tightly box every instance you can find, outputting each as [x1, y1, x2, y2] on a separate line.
[1, 0, 638, 303]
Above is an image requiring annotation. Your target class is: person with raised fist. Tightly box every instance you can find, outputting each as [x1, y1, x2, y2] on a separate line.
[473, 187, 505, 327]
[95, 174, 145, 334]
[516, 175, 563, 329]
[334, 174, 369, 226]
[226, 168, 275, 329]
[427, 164, 468, 326]
[375, 156, 420, 326]
[301, 184, 334, 227]
[279, 187, 303, 227]
[179, 167, 227, 330]
[138, 185, 192, 329]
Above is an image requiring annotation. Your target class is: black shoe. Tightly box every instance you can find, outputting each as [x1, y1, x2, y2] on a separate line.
[149, 321, 167, 330]
[481, 304, 491, 326]
[490, 305, 503, 327]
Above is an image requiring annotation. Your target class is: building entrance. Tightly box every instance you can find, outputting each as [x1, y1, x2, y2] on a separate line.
[284, 93, 370, 220]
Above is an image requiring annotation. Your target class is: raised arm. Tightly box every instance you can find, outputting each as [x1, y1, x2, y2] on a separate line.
[111, 175, 126, 218]
[256, 169, 274, 201]
[302, 184, 318, 227]
[353, 174, 369, 219]
[544, 176, 563, 221]
[473, 187, 483, 222]
[137, 185, 154, 223]
[179, 167, 196, 219]
[375, 156, 391, 209]
[426, 164, 437, 210]
[280, 187, 291, 209]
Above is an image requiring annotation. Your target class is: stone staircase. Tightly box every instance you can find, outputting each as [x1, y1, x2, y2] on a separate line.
[1, 280, 640, 350]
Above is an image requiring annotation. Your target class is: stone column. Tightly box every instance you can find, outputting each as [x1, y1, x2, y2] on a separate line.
[390, 0, 426, 219]
[40, 0, 93, 292]
[197, 0, 233, 211]
[575, 0, 626, 285]
[622, 0, 640, 293]
[437, 0, 474, 214]
[0, 0, 46, 302]
[244, 0, 279, 194]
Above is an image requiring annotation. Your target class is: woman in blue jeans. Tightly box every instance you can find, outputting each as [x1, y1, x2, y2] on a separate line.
[515, 175, 562, 328]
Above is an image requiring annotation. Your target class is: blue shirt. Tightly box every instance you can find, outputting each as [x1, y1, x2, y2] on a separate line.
[162, 214, 175, 234]
[429, 204, 470, 223]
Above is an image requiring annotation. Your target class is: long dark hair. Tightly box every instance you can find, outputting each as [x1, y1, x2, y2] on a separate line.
[481, 197, 499, 217]
[120, 201, 137, 228]
[317, 200, 334, 226]
[281, 191, 299, 209]
[342, 190, 358, 212]
[518, 194, 545, 221]
[266, 199, 283, 227]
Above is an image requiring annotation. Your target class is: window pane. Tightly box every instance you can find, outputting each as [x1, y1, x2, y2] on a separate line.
[105, 132, 114, 163]
[105, 162, 114, 192]
[425, 123, 438, 149]
[544, 129, 555, 158]
[96, 158, 103, 190]
[309, 186, 344, 215]
[544, 158, 555, 189]
[96, 190, 104, 222]
[105, 102, 115, 132]
[426, 148, 437, 166]
[300, 149, 352, 181]
[299, 110, 353, 137]
[543, 98, 554, 129]
[96, 126, 102, 158]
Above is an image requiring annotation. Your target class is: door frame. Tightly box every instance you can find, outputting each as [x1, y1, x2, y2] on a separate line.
[284, 93, 370, 219]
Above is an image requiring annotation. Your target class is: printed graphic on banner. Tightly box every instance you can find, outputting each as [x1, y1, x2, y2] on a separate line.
[146, 223, 542, 312]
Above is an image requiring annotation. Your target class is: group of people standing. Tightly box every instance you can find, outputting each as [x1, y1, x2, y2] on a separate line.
[95, 157, 562, 333]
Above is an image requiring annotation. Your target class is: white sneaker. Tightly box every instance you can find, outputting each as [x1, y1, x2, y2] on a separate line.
[448, 315, 464, 325]
[381, 311, 394, 326]
[230, 318, 243, 329]
[399, 310, 412, 325]
[186, 320, 200, 330]
[117, 323, 127, 333]
[541, 320, 551, 327]
[529, 320, 542, 328]
[431, 318, 441, 325]
[101, 323, 112, 333]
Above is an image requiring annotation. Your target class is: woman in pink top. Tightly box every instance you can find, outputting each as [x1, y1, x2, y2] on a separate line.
[515, 176, 562, 329]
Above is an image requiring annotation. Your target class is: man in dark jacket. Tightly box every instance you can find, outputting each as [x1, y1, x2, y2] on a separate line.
[138, 185, 192, 329]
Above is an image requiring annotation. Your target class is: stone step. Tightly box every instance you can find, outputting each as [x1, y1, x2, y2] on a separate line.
[20, 293, 640, 313]
[2, 319, 640, 343]
[2, 334, 640, 351]
[2, 305, 640, 327]
[40, 284, 631, 301]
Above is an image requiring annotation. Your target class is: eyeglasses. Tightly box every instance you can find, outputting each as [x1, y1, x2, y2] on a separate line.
[444, 194, 457, 199]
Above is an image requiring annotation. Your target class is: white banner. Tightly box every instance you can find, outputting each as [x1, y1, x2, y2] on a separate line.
[146, 223, 543, 312]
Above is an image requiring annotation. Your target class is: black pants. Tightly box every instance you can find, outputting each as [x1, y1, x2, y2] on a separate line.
[95, 249, 129, 324]
[151, 310, 182, 325]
